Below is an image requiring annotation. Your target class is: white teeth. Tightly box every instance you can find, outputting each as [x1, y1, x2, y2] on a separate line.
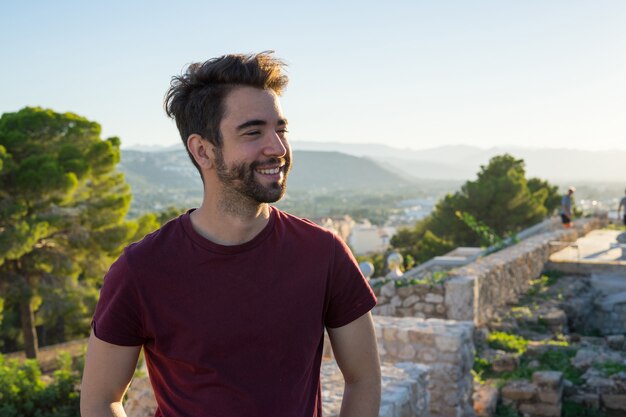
[257, 167, 280, 175]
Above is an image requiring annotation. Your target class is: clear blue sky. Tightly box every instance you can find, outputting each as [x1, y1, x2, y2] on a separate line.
[2, 1, 625, 151]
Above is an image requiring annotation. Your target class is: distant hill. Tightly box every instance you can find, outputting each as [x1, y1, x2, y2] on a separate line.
[291, 141, 626, 182]
[288, 151, 413, 190]
[119, 148, 414, 193]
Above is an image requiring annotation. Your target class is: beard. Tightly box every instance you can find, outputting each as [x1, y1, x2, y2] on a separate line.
[213, 147, 291, 204]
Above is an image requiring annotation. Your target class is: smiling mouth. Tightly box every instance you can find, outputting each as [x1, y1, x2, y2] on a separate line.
[256, 166, 282, 175]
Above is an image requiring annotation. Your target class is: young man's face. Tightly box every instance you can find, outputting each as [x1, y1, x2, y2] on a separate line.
[213, 86, 291, 203]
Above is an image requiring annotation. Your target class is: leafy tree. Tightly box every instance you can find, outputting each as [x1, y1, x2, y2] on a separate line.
[156, 205, 186, 225]
[391, 154, 559, 263]
[0, 107, 158, 358]
[527, 177, 561, 215]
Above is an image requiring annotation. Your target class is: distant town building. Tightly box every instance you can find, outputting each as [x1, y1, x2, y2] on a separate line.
[312, 215, 355, 243]
[348, 219, 395, 255]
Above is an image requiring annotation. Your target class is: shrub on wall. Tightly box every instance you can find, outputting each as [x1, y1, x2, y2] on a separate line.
[0, 353, 80, 417]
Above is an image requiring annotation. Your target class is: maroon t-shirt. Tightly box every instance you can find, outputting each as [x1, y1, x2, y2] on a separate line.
[92, 207, 376, 417]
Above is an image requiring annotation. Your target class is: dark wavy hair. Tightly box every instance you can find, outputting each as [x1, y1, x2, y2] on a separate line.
[164, 52, 288, 172]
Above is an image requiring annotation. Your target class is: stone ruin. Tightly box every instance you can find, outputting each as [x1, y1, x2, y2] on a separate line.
[125, 215, 626, 417]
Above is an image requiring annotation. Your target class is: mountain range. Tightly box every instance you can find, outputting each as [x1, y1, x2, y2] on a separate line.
[119, 144, 623, 216]
[290, 141, 626, 183]
[124, 142, 626, 183]
[118, 148, 413, 193]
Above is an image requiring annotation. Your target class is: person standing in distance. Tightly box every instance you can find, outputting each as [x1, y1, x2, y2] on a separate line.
[80, 52, 381, 417]
[618, 189, 626, 227]
[560, 186, 575, 228]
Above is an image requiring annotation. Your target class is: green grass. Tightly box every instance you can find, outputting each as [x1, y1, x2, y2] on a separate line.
[563, 401, 607, 417]
[487, 331, 528, 354]
[495, 404, 520, 417]
[472, 357, 492, 383]
[480, 345, 584, 385]
[595, 361, 626, 376]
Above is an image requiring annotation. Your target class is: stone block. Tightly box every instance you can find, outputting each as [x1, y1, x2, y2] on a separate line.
[542, 309, 567, 327]
[602, 394, 626, 413]
[412, 302, 426, 312]
[606, 334, 625, 350]
[425, 293, 444, 303]
[396, 343, 416, 360]
[526, 342, 550, 357]
[434, 334, 462, 353]
[444, 275, 475, 321]
[519, 402, 561, 417]
[383, 326, 396, 342]
[473, 384, 498, 417]
[423, 303, 435, 314]
[571, 349, 596, 369]
[501, 380, 537, 401]
[402, 294, 420, 307]
[396, 286, 414, 298]
[381, 281, 396, 298]
[492, 353, 519, 372]
[391, 295, 402, 307]
[533, 371, 563, 390]
[568, 392, 600, 408]
[376, 295, 389, 305]
[372, 304, 396, 316]
[538, 389, 562, 404]
[396, 307, 414, 317]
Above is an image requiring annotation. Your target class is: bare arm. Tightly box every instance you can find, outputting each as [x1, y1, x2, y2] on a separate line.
[327, 312, 381, 417]
[80, 331, 142, 417]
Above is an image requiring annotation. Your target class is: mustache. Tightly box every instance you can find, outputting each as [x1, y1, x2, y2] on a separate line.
[250, 157, 289, 170]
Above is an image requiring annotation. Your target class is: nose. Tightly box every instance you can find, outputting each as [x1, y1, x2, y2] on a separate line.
[264, 131, 288, 158]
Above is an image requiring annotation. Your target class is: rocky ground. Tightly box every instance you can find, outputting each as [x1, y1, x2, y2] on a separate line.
[473, 272, 626, 417]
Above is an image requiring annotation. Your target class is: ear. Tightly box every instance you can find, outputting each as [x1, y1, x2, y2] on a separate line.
[187, 134, 214, 170]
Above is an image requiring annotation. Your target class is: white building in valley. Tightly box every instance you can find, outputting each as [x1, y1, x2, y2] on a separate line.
[348, 220, 395, 255]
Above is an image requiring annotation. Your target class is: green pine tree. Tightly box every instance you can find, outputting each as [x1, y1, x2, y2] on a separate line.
[0, 107, 158, 359]
[391, 154, 559, 263]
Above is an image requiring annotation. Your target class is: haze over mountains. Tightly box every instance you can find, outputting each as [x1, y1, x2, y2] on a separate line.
[124, 142, 626, 183]
[119, 143, 623, 217]
[291, 141, 626, 183]
[119, 149, 411, 192]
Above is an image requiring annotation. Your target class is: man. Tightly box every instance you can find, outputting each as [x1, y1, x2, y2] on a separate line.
[80, 53, 381, 417]
[618, 189, 626, 226]
[560, 186, 575, 228]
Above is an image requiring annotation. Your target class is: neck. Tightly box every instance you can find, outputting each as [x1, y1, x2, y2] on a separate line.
[190, 188, 271, 246]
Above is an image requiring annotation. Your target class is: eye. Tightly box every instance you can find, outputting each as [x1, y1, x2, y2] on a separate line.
[277, 128, 289, 135]
[244, 130, 261, 137]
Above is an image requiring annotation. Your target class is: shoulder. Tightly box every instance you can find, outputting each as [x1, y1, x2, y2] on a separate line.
[272, 207, 338, 240]
[123, 213, 186, 268]
[271, 208, 353, 262]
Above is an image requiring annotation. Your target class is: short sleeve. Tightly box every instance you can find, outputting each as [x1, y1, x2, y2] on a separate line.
[91, 252, 146, 346]
[324, 235, 377, 328]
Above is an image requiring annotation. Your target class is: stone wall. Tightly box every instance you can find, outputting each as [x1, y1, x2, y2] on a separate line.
[371, 217, 605, 327]
[501, 371, 564, 417]
[322, 360, 429, 417]
[374, 316, 475, 417]
[124, 357, 431, 417]
[372, 281, 447, 319]
[592, 292, 626, 335]
[445, 216, 604, 326]
[544, 260, 626, 275]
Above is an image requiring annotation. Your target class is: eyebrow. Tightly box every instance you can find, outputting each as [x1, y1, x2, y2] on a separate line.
[236, 118, 288, 131]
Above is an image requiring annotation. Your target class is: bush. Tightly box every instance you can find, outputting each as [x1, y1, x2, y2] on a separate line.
[487, 332, 528, 354]
[0, 353, 80, 417]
